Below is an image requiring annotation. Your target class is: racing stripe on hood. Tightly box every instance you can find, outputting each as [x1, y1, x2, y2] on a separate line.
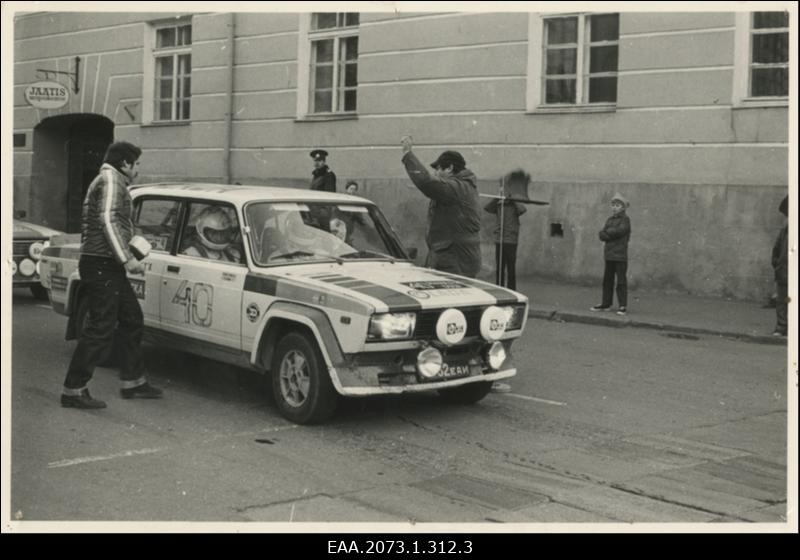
[311, 275, 422, 312]
[427, 271, 521, 305]
[244, 273, 370, 314]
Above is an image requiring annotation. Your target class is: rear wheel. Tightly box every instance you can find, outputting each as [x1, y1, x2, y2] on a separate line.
[271, 331, 338, 424]
[30, 284, 48, 300]
[438, 380, 493, 404]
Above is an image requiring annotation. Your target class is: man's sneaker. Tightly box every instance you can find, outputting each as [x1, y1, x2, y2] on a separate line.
[490, 382, 512, 393]
[590, 305, 611, 311]
[120, 382, 163, 399]
[616, 307, 627, 316]
[61, 389, 107, 409]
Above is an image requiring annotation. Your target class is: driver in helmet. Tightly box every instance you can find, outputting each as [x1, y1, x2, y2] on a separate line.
[183, 206, 241, 262]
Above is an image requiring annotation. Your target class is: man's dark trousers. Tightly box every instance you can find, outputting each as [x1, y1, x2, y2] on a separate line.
[495, 243, 518, 290]
[601, 260, 628, 308]
[63, 255, 145, 390]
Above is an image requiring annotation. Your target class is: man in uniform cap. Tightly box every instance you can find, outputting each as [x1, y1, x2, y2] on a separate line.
[400, 136, 481, 278]
[309, 149, 336, 193]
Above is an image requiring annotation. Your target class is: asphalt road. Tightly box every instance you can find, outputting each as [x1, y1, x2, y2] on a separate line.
[6, 289, 789, 527]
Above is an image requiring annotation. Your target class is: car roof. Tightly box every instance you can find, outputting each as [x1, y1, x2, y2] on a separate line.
[131, 182, 371, 206]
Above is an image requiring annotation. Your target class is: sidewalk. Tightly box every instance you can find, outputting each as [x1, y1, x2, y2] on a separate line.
[512, 277, 787, 346]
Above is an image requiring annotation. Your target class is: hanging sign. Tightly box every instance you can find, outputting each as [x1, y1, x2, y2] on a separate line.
[24, 81, 69, 109]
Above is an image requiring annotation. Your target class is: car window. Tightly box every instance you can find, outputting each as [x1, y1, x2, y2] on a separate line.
[178, 202, 244, 264]
[245, 201, 407, 266]
[134, 198, 181, 252]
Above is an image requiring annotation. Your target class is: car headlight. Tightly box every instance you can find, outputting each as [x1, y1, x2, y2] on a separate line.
[417, 347, 443, 378]
[29, 241, 45, 259]
[480, 306, 508, 341]
[485, 341, 507, 370]
[367, 312, 417, 340]
[501, 304, 526, 331]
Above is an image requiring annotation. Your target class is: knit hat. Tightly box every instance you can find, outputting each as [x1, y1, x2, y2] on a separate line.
[611, 193, 629, 208]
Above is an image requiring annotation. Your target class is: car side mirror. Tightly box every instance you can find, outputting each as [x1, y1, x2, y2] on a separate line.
[407, 247, 418, 259]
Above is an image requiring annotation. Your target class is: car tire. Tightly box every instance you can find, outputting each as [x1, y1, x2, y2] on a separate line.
[438, 380, 493, 405]
[271, 331, 338, 425]
[75, 296, 119, 368]
[30, 284, 49, 300]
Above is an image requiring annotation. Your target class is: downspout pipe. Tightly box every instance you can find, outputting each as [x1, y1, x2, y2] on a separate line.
[223, 13, 235, 184]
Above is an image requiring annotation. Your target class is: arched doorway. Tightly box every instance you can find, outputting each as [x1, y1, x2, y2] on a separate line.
[31, 114, 114, 232]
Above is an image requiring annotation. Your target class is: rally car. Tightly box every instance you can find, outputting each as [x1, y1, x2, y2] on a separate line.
[13, 219, 64, 299]
[39, 183, 528, 424]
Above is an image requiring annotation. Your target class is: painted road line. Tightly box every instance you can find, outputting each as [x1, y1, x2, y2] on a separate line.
[505, 393, 567, 406]
[48, 447, 164, 468]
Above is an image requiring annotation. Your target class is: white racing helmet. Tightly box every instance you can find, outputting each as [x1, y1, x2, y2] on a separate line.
[196, 207, 236, 251]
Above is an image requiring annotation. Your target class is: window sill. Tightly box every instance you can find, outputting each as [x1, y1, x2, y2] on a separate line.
[733, 98, 788, 109]
[295, 113, 358, 123]
[527, 104, 616, 115]
[141, 120, 192, 128]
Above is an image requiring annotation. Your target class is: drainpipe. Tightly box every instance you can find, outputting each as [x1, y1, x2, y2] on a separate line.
[223, 13, 235, 184]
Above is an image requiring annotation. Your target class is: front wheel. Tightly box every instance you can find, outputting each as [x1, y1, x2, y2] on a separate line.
[271, 331, 338, 424]
[438, 380, 493, 405]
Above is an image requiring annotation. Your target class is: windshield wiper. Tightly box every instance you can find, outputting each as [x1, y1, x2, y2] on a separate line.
[270, 250, 343, 264]
[339, 250, 395, 263]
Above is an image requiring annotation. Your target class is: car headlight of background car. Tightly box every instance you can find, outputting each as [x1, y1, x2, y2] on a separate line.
[367, 312, 417, 341]
[502, 304, 526, 331]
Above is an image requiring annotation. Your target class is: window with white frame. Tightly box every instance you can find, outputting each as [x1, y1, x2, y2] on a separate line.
[307, 12, 359, 114]
[152, 21, 192, 121]
[749, 12, 788, 97]
[527, 13, 618, 110]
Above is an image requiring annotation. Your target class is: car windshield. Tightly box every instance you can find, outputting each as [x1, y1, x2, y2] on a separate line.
[244, 201, 409, 266]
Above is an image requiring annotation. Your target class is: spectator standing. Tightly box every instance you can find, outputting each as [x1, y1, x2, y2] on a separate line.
[484, 170, 529, 290]
[772, 195, 788, 337]
[591, 193, 632, 316]
[309, 149, 336, 193]
[400, 135, 481, 278]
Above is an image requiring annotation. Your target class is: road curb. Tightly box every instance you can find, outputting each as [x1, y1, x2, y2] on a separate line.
[528, 309, 786, 346]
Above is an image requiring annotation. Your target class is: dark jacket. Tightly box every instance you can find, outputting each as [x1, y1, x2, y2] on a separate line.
[598, 211, 631, 262]
[80, 163, 135, 264]
[772, 225, 788, 285]
[311, 165, 336, 192]
[402, 151, 481, 278]
[484, 198, 527, 244]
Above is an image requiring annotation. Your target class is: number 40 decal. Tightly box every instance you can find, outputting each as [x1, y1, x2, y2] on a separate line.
[172, 280, 213, 327]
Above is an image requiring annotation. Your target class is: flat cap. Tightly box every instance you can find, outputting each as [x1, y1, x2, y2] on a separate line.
[430, 150, 466, 170]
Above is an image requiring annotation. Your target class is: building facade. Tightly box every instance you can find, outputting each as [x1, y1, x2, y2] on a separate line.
[12, 10, 790, 300]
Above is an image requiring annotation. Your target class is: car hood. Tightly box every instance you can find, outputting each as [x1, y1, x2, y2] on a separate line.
[14, 220, 63, 238]
[257, 261, 527, 313]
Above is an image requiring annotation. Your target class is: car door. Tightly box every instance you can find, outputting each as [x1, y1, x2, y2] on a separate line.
[131, 196, 182, 328]
[158, 201, 245, 351]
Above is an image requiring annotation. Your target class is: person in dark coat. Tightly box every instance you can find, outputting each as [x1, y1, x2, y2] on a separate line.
[400, 136, 481, 278]
[771, 195, 788, 336]
[309, 149, 336, 193]
[591, 193, 632, 315]
[484, 170, 529, 290]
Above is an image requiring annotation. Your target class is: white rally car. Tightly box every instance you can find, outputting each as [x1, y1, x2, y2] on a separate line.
[39, 184, 528, 424]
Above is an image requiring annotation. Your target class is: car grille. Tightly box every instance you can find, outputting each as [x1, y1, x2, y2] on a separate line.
[13, 241, 33, 256]
[413, 306, 485, 339]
